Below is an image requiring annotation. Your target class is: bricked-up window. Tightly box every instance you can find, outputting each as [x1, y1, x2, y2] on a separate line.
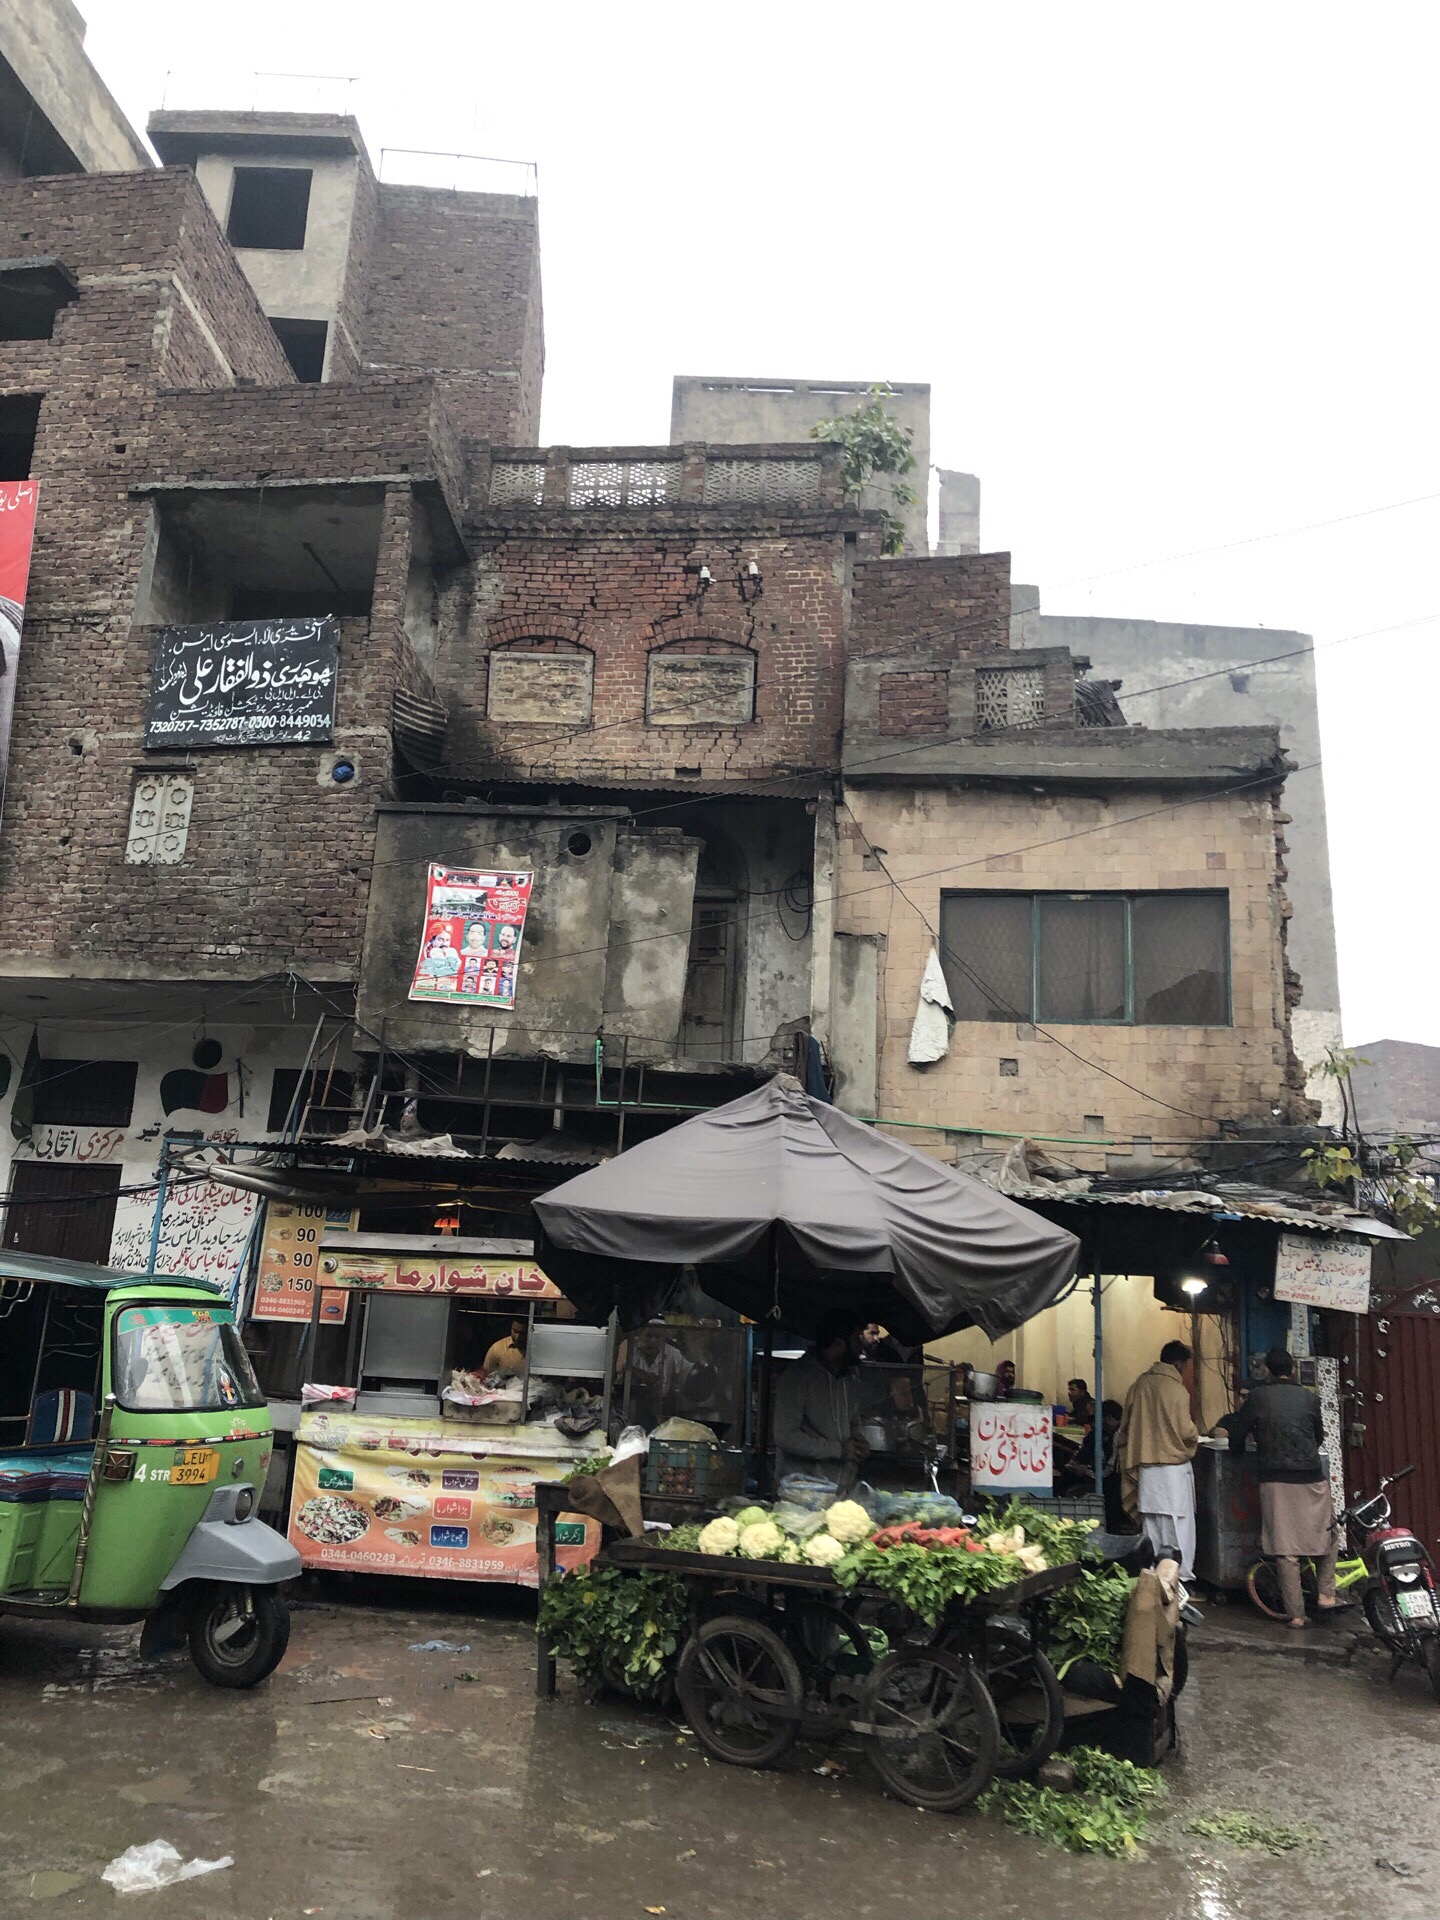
[267, 1067, 356, 1136]
[487, 642, 593, 726]
[647, 644, 756, 726]
[270, 318, 327, 383]
[226, 168, 312, 250]
[878, 670, 947, 738]
[0, 395, 41, 481]
[939, 891, 1231, 1025]
[30, 1060, 138, 1128]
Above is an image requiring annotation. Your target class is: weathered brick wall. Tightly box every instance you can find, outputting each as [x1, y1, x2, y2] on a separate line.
[0, 484, 427, 978]
[835, 781, 1307, 1154]
[363, 187, 542, 445]
[878, 669, 948, 737]
[436, 525, 848, 784]
[850, 552, 1012, 661]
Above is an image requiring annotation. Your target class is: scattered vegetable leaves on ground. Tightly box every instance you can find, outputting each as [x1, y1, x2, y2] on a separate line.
[980, 1747, 1166, 1857]
[1187, 1811, 1322, 1854]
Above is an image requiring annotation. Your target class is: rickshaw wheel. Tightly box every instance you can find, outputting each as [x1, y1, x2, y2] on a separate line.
[187, 1585, 290, 1688]
[860, 1646, 1000, 1811]
[675, 1614, 803, 1769]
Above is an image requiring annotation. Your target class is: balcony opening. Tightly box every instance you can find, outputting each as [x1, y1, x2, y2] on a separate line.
[0, 394, 41, 481]
[226, 167, 312, 251]
[270, 317, 328, 384]
[138, 484, 383, 625]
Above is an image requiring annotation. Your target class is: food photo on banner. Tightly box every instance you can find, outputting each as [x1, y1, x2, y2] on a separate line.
[408, 865, 534, 1008]
[0, 480, 39, 801]
[145, 616, 339, 748]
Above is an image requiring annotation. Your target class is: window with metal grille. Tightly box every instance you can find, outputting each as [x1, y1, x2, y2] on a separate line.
[30, 1060, 138, 1127]
[939, 891, 1230, 1025]
[974, 667, 1045, 731]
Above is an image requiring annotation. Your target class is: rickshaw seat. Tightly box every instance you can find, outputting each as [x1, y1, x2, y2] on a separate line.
[0, 1448, 94, 1502]
[25, 1389, 94, 1447]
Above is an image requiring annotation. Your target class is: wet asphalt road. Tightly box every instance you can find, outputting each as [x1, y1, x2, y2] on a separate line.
[1, 1581, 1439, 1919]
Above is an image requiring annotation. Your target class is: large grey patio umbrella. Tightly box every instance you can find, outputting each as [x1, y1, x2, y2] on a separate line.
[534, 1074, 1079, 1344]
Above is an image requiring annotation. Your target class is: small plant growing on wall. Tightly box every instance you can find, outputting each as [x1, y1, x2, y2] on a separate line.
[810, 384, 918, 556]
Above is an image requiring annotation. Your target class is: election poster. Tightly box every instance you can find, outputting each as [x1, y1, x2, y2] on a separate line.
[408, 865, 533, 1009]
[0, 481, 38, 807]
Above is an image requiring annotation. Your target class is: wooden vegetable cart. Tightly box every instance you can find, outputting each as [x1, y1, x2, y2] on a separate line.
[549, 1523, 1080, 1813]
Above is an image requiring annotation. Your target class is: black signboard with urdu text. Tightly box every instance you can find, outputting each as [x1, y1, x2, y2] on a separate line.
[145, 617, 339, 748]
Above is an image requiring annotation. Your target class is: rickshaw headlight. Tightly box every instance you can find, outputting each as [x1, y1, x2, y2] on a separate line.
[232, 1485, 256, 1522]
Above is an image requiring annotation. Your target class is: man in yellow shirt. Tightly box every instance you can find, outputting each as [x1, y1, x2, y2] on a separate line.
[483, 1315, 528, 1377]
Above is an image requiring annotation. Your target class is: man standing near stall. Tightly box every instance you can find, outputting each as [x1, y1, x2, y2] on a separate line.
[773, 1310, 870, 1490]
[1117, 1340, 1199, 1576]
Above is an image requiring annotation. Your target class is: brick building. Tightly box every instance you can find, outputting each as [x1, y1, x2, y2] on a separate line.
[0, 76, 1320, 1390]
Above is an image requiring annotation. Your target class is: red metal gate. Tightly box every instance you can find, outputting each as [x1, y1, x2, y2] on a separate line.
[1343, 1307, 1440, 1555]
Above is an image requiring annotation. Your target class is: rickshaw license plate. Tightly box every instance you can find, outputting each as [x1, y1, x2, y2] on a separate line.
[172, 1448, 220, 1486]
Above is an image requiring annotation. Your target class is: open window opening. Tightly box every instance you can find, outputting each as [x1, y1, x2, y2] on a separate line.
[0, 394, 41, 482]
[138, 485, 383, 625]
[226, 167, 312, 251]
[0, 258, 77, 343]
[270, 317, 328, 384]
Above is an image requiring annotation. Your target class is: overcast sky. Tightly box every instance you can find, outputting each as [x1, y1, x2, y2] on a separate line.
[83, 0, 1440, 1046]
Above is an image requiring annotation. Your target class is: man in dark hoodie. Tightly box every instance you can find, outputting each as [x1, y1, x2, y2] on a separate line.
[1226, 1347, 1339, 1628]
[773, 1310, 869, 1487]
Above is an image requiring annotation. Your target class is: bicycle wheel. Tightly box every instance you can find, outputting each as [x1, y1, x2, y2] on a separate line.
[1246, 1558, 1316, 1621]
[675, 1615, 803, 1770]
[984, 1630, 1064, 1779]
[860, 1647, 1000, 1812]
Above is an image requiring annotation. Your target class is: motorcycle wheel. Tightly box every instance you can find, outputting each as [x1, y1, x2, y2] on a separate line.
[1422, 1636, 1440, 1706]
[1363, 1585, 1410, 1655]
[188, 1584, 291, 1689]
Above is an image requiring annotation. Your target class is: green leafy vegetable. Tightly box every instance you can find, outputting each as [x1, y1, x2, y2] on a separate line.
[981, 1747, 1166, 1857]
[833, 1539, 1022, 1623]
[1043, 1562, 1136, 1677]
[565, 1453, 613, 1480]
[1187, 1811, 1322, 1854]
[537, 1564, 686, 1695]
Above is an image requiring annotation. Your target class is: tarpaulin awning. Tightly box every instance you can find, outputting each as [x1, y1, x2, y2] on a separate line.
[534, 1074, 1080, 1344]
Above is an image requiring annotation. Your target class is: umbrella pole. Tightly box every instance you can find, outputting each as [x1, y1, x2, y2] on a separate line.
[756, 1319, 774, 1497]
[1092, 1264, 1104, 1501]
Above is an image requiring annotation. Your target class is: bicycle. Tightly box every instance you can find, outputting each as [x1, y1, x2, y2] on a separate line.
[1246, 1541, 1367, 1620]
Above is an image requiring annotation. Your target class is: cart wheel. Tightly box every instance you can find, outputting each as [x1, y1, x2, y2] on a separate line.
[675, 1615, 803, 1769]
[984, 1631, 1064, 1779]
[187, 1584, 290, 1688]
[860, 1646, 1000, 1811]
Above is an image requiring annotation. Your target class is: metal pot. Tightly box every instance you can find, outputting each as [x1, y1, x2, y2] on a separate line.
[860, 1419, 889, 1452]
[967, 1369, 999, 1401]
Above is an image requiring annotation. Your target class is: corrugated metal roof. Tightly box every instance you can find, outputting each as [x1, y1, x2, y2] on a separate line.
[1000, 1181, 1409, 1241]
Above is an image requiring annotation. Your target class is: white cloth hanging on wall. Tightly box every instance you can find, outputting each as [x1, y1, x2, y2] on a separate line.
[908, 947, 955, 1064]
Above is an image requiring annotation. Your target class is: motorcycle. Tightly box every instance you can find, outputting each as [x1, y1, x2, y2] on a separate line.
[1349, 1464, 1440, 1702]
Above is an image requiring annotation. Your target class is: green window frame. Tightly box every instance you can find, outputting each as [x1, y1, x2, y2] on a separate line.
[938, 890, 1232, 1027]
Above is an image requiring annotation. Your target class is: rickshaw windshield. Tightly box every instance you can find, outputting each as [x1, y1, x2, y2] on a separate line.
[113, 1304, 265, 1413]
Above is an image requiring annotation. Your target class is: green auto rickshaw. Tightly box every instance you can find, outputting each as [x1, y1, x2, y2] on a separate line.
[0, 1252, 300, 1687]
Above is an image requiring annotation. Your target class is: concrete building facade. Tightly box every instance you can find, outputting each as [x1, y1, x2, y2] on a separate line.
[0, 0, 150, 179]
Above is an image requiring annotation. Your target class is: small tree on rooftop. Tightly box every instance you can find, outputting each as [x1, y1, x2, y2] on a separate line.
[810, 384, 918, 556]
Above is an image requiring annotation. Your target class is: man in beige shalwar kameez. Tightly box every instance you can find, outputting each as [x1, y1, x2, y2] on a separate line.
[1117, 1340, 1200, 1578]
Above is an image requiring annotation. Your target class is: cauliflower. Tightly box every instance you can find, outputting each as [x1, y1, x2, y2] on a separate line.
[803, 1531, 846, 1567]
[823, 1500, 873, 1546]
[737, 1519, 786, 1560]
[775, 1538, 804, 1564]
[732, 1505, 770, 1530]
[697, 1515, 740, 1557]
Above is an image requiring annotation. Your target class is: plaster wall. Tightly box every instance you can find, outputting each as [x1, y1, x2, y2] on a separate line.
[835, 781, 1299, 1158]
[0, 0, 150, 175]
[194, 151, 361, 340]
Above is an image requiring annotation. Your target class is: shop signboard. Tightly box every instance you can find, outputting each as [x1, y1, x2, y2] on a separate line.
[0, 480, 39, 811]
[286, 1410, 598, 1584]
[970, 1402, 1053, 1494]
[1274, 1231, 1372, 1315]
[320, 1248, 561, 1299]
[145, 616, 339, 748]
[408, 865, 533, 1009]
[252, 1202, 359, 1323]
